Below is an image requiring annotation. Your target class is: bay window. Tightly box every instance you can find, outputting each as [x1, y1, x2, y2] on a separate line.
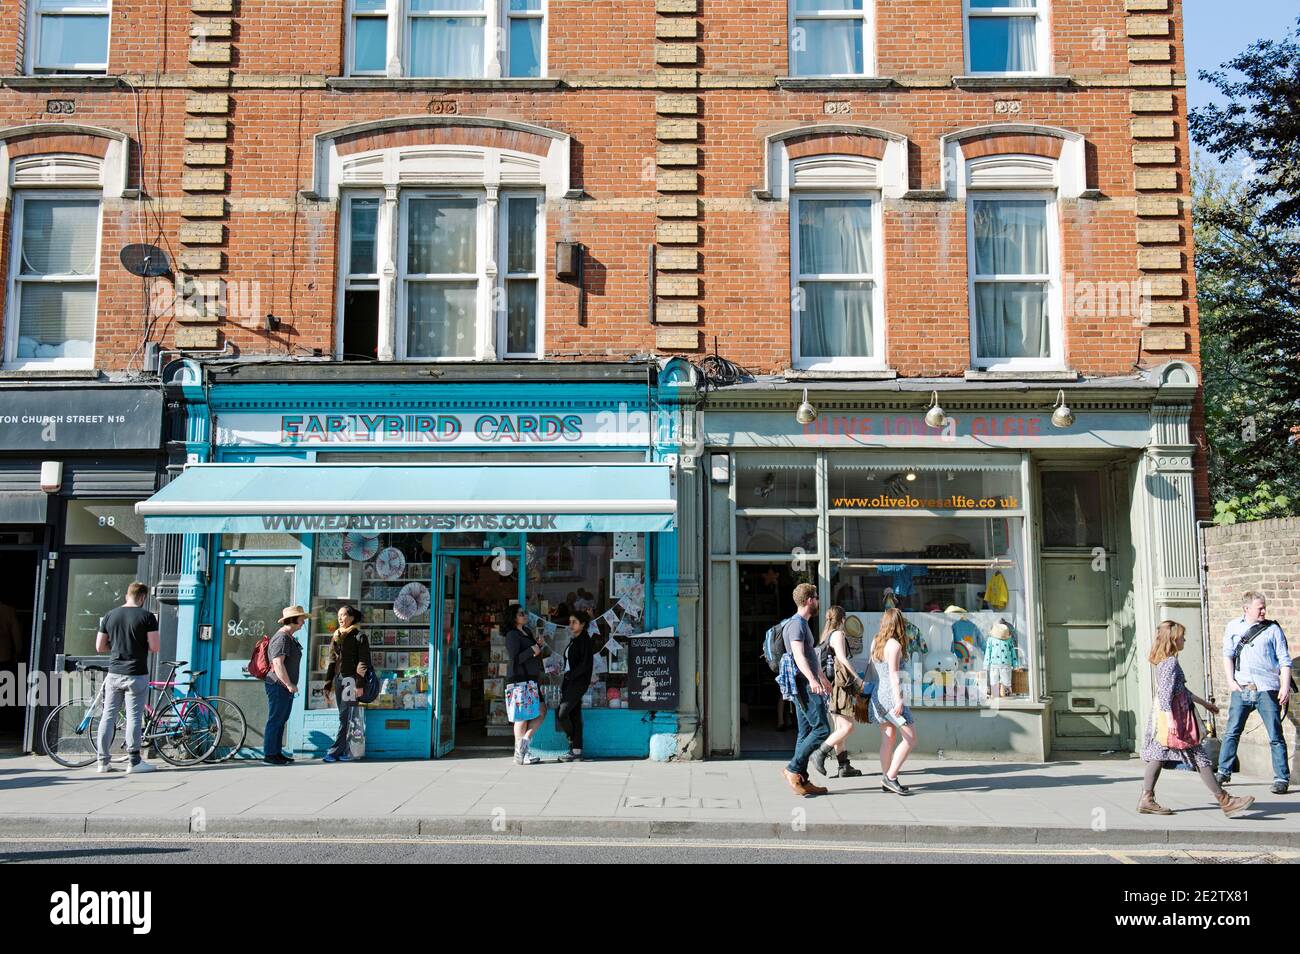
[347, 0, 546, 78]
[789, 0, 872, 77]
[5, 193, 101, 369]
[29, 0, 111, 74]
[965, 0, 1047, 75]
[791, 193, 884, 370]
[967, 193, 1062, 369]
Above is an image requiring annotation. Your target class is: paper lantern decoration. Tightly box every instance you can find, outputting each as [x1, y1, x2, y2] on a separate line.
[343, 532, 379, 561]
[393, 582, 431, 621]
[373, 547, 406, 581]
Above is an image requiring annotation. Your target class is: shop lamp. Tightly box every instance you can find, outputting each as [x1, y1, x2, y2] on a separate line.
[924, 391, 947, 429]
[795, 388, 818, 425]
[1051, 389, 1075, 429]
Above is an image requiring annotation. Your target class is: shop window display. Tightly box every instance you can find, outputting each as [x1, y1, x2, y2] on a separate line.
[523, 532, 646, 713]
[830, 513, 1030, 706]
[309, 533, 433, 712]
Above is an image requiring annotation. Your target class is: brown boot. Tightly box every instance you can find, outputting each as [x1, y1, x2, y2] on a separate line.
[1137, 791, 1173, 815]
[782, 768, 813, 798]
[803, 777, 829, 795]
[1216, 791, 1255, 817]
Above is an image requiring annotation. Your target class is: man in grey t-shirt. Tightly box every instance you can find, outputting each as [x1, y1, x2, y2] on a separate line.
[782, 583, 831, 797]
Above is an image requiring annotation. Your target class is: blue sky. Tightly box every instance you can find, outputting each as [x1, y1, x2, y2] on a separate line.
[1183, 0, 1300, 109]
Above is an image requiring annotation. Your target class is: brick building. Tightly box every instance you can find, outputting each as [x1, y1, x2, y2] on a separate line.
[0, 1, 1209, 762]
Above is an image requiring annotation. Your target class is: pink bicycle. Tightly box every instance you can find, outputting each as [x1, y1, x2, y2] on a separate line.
[42, 659, 224, 768]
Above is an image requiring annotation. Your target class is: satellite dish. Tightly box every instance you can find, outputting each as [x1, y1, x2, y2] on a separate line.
[119, 244, 172, 277]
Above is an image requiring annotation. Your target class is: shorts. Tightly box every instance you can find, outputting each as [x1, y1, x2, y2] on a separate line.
[988, 665, 1012, 686]
[506, 680, 541, 723]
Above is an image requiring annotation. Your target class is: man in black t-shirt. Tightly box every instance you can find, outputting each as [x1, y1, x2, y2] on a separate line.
[93, 581, 160, 774]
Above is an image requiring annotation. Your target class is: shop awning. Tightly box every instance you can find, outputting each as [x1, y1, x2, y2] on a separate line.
[136, 462, 676, 534]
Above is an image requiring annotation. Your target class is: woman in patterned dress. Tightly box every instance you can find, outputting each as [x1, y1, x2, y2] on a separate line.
[1139, 620, 1254, 817]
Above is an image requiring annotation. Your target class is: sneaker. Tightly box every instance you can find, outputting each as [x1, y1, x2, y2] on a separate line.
[262, 754, 291, 765]
[127, 758, 157, 775]
[1272, 780, 1289, 795]
[881, 774, 908, 796]
[323, 753, 339, 763]
[94, 762, 115, 774]
[336, 753, 353, 763]
[280, 754, 295, 763]
[558, 750, 583, 762]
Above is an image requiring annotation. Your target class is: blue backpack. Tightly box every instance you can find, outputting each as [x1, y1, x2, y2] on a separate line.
[762, 617, 794, 673]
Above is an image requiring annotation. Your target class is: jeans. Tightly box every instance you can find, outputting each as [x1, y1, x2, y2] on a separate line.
[329, 676, 357, 757]
[1218, 689, 1289, 783]
[557, 698, 584, 750]
[263, 680, 294, 759]
[786, 680, 831, 776]
[96, 673, 149, 765]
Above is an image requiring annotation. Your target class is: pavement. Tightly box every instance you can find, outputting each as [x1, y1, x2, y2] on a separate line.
[2, 752, 1299, 847]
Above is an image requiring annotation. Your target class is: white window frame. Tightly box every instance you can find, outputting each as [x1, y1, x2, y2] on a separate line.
[336, 191, 384, 359]
[504, 0, 546, 79]
[342, 188, 543, 361]
[4, 189, 103, 371]
[348, 0, 546, 78]
[347, 0, 390, 76]
[962, 0, 1049, 77]
[965, 189, 1063, 371]
[788, 0, 874, 78]
[497, 192, 544, 359]
[27, 0, 112, 74]
[790, 189, 886, 372]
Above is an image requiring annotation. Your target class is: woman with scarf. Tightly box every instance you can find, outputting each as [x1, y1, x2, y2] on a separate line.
[323, 603, 372, 763]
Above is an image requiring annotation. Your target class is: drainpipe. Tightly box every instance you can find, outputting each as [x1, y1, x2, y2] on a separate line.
[1196, 519, 1215, 702]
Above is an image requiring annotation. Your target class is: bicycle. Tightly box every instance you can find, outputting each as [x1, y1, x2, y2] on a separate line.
[159, 667, 249, 763]
[42, 660, 223, 769]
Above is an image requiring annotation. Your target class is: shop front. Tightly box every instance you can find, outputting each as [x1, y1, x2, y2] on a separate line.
[0, 382, 165, 754]
[700, 362, 1206, 760]
[140, 360, 691, 760]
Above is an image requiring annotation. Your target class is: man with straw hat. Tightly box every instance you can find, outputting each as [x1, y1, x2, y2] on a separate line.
[263, 604, 308, 766]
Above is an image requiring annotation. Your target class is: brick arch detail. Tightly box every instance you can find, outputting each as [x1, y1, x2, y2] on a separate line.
[335, 125, 555, 158]
[5, 133, 115, 159]
[960, 133, 1063, 161]
[785, 133, 888, 161]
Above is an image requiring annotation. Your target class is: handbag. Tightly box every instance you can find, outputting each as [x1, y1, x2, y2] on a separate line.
[1156, 689, 1201, 750]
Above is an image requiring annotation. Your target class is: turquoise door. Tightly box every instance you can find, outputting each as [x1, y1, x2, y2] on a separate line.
[434, 557, 460, 757]
[216, 558, 309, 755]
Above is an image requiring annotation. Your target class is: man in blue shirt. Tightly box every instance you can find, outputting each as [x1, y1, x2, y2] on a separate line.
[781, 582, 831, 798]
[1216, 591, 1293, 794]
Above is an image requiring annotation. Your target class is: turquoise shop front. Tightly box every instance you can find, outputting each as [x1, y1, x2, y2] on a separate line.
[138, 360, 686, 760]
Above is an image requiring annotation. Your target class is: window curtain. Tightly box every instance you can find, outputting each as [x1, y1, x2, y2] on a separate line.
[798, 198, 873, 358]
[409, 15, 485, 76]
[508, 17, 542, 77]
[794, 16, 862, 75]
[973, 199, 1050, 359]
[405, 196, 478, 358]
[21, 198, 99, 276]
[968, 0, 1038, 73]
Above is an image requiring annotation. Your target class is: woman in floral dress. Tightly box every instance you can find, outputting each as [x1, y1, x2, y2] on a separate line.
[1140, 620, 1254, 817]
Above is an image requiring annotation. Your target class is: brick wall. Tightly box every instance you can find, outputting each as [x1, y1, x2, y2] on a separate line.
[0, 0, 1201, 472]
[1204, 518, 1300, 779]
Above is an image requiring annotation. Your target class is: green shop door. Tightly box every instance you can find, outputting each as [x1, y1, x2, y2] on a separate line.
[217, 560, 306, 756]
[433, 557, 460, 757]
[1039, 468, 1124, 753]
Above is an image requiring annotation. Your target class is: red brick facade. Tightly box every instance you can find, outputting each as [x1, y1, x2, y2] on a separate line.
[0, 0, 1199, 464]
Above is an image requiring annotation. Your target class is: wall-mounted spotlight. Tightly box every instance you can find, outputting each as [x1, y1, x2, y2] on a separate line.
[795, 388, 818, 425]
[1051, 389, 1075, 429]
[924, 390, 948, 429]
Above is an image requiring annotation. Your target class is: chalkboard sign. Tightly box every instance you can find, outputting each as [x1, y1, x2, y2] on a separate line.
[627, 630, 678, 710]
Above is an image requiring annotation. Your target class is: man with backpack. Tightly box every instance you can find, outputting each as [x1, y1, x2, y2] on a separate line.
[260, 605, 308, 766]
[780, 583, 832, 797]
[1216, 591, 1293, 794]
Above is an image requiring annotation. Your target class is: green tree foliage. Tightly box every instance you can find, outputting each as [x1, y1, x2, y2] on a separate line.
[1189, 18, 1300, 523]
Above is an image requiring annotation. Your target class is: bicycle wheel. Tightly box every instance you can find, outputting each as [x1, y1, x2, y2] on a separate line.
[42, 700, 115, 769]
[150, 697, 222, 766]
[204, 696, 249, 762]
